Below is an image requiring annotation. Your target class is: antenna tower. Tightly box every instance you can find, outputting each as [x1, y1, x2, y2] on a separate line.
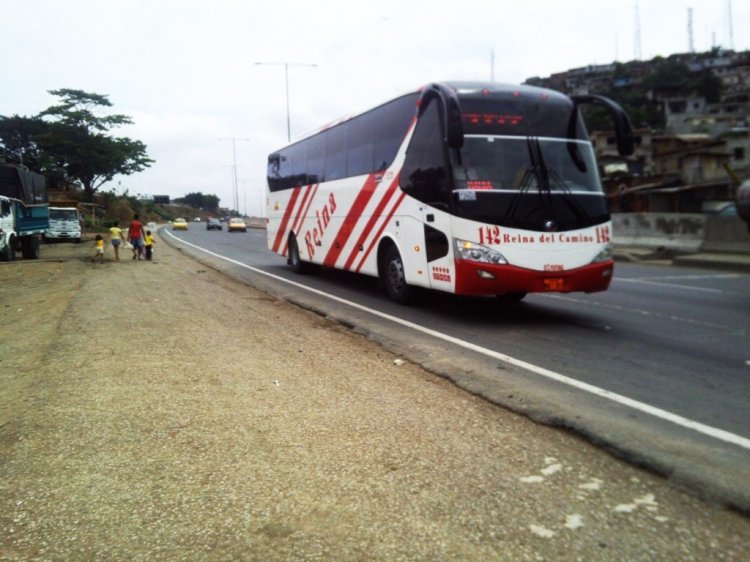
[688, 8, 695, 53]
[634, 2, 642, 60]
[726, 0, 734, 50]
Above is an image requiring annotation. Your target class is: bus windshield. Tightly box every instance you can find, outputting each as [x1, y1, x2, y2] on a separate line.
[454, 135, 602, 194]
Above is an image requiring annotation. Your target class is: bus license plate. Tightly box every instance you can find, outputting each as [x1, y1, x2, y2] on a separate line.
[543, 278, 564, 291]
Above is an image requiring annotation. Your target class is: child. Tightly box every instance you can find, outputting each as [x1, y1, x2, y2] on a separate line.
[91, 234, 105, 263]
[109, 221, 127, 261]
[144, 230, 155, 261]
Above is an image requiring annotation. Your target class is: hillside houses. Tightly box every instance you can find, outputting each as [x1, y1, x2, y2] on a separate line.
[526, 48, 750, 213]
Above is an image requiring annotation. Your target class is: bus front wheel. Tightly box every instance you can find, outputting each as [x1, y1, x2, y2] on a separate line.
[382, 245, 412, 305]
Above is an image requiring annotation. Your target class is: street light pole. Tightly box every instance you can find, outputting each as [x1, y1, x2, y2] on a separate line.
[254, 61, 317, 142]
[218, 137, 250, 213]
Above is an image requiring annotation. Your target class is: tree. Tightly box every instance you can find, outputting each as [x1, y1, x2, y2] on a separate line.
[0, 114, 48, 171]
[174, 192, 220, 212]
[4, 89, 154, 201]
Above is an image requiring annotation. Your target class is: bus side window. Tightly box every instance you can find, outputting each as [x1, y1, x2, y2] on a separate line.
[325, 124, 347, 182]
[401, 100, 450, 205]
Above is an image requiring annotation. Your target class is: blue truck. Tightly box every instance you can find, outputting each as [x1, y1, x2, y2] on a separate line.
[0, 163, 50, 261]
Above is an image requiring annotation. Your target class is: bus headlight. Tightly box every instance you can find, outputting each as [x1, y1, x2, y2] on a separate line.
[592, 244, 613, 263]
[454, 238, 508, 264]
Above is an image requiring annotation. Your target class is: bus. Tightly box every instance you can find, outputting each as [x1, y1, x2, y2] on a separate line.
[266, 81, 633, 304]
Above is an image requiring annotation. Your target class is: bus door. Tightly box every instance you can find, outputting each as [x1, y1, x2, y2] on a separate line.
[420, 205, 453, 291]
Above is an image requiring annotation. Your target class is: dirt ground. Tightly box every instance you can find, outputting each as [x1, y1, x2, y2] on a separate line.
[1, 234, 749, 561]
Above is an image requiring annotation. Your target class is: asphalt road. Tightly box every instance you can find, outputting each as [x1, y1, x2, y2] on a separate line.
[162, 225, 750, 511]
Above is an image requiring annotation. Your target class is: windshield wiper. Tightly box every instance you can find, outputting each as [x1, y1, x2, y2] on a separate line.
[505, 136, 590, 226]
[504, 136, 551, 222]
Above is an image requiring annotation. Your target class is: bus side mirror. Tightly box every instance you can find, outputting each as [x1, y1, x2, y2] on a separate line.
[572, 94, 634, 156]
[445, 96, 464, 149]
[420, 83, 464, 149]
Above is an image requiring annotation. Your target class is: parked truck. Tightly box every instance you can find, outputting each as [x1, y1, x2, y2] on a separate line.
[0, 163, 49, 261]
[45, 205, 82, 243]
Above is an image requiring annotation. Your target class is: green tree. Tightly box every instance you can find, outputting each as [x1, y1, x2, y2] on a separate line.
[36, 89, 153, 201]
[0, 114, 48, 171]
[175, 192, 220, 212]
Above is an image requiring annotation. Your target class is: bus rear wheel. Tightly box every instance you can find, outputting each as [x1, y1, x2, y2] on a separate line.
[382, 245, 412, 304]
[288, 235, 308, 274]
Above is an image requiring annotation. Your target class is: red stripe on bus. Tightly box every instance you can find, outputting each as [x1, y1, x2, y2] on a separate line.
[271, 186, 304, 253]
[282, 183, 318, 256]
[342, 176, 400, 271]
[354, 191, 407, 273]
[322, 173, 379, 268]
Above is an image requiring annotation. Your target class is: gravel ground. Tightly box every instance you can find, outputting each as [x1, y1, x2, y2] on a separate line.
[1, 235, 748, 561]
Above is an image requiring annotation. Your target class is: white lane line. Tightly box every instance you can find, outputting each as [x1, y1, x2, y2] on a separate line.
[540, 294, 728, 331]
[614, 277, 723, 294]
[165, 231, 750, 452]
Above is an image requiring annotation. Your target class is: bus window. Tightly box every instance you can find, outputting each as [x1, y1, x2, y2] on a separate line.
[401, 99, 450, 204]
[325, 124, 347, 181]
[307, 134, 325, 184]
[346, 112, 375, 177]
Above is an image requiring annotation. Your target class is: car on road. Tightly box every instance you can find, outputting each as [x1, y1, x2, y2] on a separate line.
[228, 217, 247, 232]
[206, 218, 222, 231]
[172, 218, 188, 230]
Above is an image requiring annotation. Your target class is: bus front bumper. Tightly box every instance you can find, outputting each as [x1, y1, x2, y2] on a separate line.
[453, 259, 614, 296]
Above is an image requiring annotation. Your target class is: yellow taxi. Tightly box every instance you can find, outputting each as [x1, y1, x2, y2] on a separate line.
[228, 217, 247, 232]
[172, 218, 188, 230]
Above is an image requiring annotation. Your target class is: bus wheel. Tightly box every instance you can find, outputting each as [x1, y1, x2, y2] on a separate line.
[496, 292, 527, 303]
[288, 235, 308, 274]
[382, 245, 412, 304]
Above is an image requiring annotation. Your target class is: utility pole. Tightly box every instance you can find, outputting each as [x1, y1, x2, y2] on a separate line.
[254, 61, 318, 142]
[218, 138, 251, 213]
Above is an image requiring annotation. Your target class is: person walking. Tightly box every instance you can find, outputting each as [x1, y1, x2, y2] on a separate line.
[91, 234, 105, 263]
[144, 230, 155, 261]
[128, 214, 146, 260]
[109, 221, 127, 261]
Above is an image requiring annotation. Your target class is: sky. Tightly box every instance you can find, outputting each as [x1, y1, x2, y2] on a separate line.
[1, 0, 747, 216]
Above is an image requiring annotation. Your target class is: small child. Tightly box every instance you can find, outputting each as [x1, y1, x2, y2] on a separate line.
[91, 234, 105, 263]
[144, 230, 155, 261]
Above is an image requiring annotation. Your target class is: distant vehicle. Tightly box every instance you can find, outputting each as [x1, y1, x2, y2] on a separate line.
[45, 206, 81, 243]
[147, 221, 157, 230]
[172, 218, 188, 230]
[267, 81, 633, 304]
[0, 163, 49, 261]
[206, 217, 222, 231]
[228, 217, 247, 232]
[193, 217, 201, 222]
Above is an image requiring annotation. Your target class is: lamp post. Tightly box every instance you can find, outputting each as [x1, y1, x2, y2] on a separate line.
[254, 61, 317, 142]
[218, 137, 250, 213]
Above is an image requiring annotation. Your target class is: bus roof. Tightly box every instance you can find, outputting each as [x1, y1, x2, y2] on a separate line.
[278, 81, 573, 151]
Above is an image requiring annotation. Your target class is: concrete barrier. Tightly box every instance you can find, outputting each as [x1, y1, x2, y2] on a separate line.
[612, 213, 750, 255]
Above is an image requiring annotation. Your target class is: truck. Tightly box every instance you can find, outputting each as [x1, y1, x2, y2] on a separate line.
[45, 205, 82, 243]
[0, 163, 49, 261]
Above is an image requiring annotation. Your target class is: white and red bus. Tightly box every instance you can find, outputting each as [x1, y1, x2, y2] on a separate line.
[266, 82, 633, 304]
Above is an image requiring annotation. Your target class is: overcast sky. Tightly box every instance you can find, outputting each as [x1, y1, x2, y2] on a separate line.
[1, 0, 747, 215]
